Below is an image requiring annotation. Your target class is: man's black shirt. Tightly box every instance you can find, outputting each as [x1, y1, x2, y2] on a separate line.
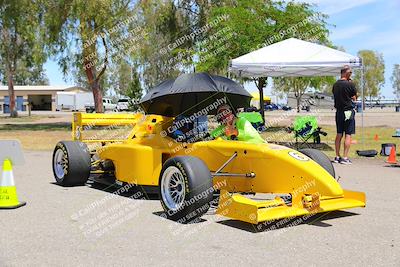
[332, 79, 357, 111]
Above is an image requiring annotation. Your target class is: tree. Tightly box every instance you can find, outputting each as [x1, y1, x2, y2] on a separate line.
[273, 76, 335, 113]
[107, 59, 143, 106]
[129, 0, 232, 92]
[113, 60, 132, 97]
[391, 64, 400, 101]
[195, 0, 331, 117]
[272, 77, 332, 112]
[0, 60, 49, 85]
[353, 50, 385, 104]
[125, 71, 143, 111]
[43, 0, 134, 113]
[0, 0, 47, 117]
[131, 0, 194, 91]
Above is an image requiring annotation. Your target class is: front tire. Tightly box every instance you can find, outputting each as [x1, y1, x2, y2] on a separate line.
[299, 148, 335, 178]
[52, 141, 91, 186]
[159, 156, 213, 223]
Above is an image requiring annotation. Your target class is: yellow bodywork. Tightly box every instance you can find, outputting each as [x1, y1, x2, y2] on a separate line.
[72, 112, 366, 224]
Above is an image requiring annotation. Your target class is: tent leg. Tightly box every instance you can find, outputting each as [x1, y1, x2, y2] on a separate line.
[257, 78, 266, 124]
[259, 88, 264, 123]
[361, 64, 365, 149]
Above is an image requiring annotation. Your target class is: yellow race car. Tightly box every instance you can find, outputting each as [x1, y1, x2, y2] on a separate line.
[52, 111, 365, 225]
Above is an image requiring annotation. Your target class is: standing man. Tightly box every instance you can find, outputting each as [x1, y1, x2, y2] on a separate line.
[332, 66, 357, 165]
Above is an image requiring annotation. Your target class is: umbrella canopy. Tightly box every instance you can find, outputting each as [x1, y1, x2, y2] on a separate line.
[140, 72, 252, 116]
[230, 38, 362, 77]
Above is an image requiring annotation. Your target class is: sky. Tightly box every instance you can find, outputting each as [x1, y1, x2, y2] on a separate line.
[305, 0, 399, 99]
[44, 0, 399, 99]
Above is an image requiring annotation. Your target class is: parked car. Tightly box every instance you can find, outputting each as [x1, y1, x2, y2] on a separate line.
[85, 98, 117, 113]
[265, 103, 279, 111]
[244, 106, 258, 112]
[116, 98, 132, 112]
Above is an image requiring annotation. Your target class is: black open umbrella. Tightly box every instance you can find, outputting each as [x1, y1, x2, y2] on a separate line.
[140, 72, 252, 116]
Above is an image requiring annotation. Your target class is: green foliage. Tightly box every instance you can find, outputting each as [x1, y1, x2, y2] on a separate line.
[131, 0, 194, 91]
[130, 0, 235, 91]
[108, 58, 143, 102]
[270, 1, 334, 111]
[40, 0, 333, 109]
[390, 64, 400, 100]
[0, 61, 49, 85]
[0, 0, 47, 71]
[112, 59, 133, 96]
[42, 0, 134, 112]
[0, 0, 48, 116]
[353, 50, 385, 100]
[196, 0, 275, 74]
[126, 71, 143, 111]
[196, 1, 330, 74]
[192, 0, 332, 114]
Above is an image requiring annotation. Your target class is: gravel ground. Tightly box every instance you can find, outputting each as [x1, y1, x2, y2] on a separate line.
[0, 151, 399, 266]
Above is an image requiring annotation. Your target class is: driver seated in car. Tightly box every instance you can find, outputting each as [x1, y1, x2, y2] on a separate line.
[211, 104, 264, 144]
[169, 115, 193, 142]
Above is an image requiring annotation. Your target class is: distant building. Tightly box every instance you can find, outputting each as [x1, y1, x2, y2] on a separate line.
[0, 85, 88, 113]
[287, 92, 334, 109]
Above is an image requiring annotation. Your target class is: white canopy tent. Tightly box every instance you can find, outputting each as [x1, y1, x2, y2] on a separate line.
[230, 38, 362, 77]
[230, 38, 365, 145]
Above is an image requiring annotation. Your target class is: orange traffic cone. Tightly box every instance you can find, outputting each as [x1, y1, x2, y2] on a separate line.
[0, 159, 26, 209]
[386, 147, 398, 164]
[374, 134, 379, 141]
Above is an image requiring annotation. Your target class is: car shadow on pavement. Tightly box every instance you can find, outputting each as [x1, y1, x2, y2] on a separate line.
[384, 165, 400, 168]
[50, 180, 160, 200]
[216, 210, 359, 233]
[152, 211, 208, 224]
[51, 181, 359, 229]
[88, 181, 161, 200]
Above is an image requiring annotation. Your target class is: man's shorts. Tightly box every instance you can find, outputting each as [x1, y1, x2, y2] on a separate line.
[336, 110, 355, 135]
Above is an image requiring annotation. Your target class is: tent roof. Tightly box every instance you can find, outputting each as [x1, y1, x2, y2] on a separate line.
[230, 38, 362, 77]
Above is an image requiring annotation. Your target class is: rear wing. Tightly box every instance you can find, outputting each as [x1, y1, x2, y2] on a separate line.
[72, 112, 144, 143]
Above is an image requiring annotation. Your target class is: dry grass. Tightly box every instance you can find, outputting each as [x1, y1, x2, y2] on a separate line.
[326, 126, 398, 158]
[0, 115, 47, 123]
[261, 125, 398, 158]
[0, 130, 71, 150]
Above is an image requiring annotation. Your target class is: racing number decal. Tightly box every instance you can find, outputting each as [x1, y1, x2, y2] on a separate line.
[288, 151, 309, 161]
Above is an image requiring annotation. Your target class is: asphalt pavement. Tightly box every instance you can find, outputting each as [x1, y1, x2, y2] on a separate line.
[0, 151, 399, 266]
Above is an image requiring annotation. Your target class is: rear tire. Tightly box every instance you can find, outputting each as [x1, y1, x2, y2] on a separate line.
[52, 141, 91, 186]
[299, 148, 335, 178]
[159, 156, 213, 223]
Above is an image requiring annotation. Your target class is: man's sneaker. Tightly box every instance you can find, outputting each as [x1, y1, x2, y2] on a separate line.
[333, 156, 341, 163]
[340, 158, 352, 165]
